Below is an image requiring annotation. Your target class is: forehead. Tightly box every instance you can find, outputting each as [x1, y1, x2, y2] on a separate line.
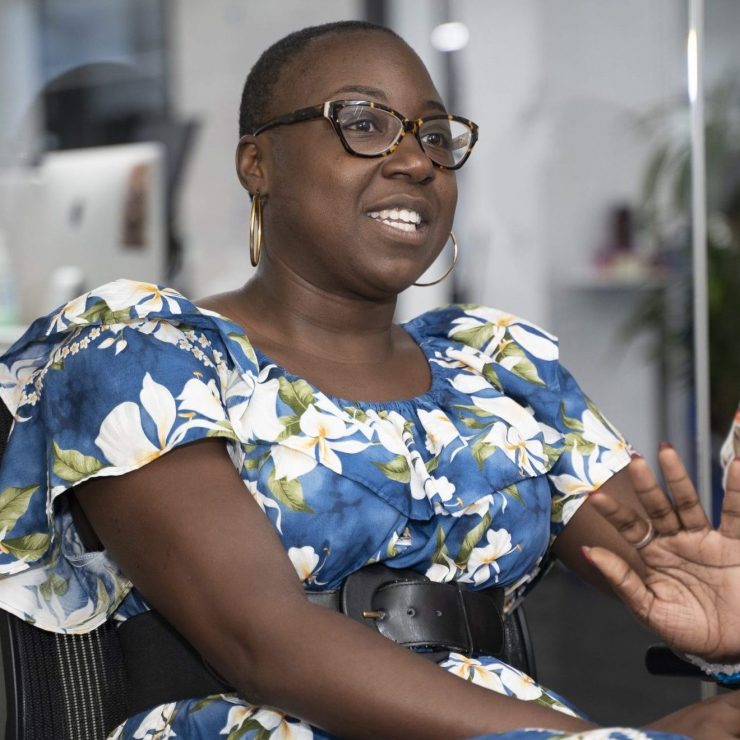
[272, 32, 443, 116]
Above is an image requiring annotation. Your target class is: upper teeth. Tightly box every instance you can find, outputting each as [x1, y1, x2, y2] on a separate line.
[368, 209, 422, 225]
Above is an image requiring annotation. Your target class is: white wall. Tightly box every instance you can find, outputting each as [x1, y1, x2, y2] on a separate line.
[445, 0, 688, 459]
[169, 0, 363, 298]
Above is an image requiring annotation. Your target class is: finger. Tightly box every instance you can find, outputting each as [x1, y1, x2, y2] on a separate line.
[590, 492, 653, 548]
[584, 545, 653, 620]
[720, 457, 740, 540]
[658, 446, 710, 532]
[629, 456, 681, 535]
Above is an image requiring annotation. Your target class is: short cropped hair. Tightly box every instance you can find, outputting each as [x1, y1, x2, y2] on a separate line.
[238, 21, 400, 138]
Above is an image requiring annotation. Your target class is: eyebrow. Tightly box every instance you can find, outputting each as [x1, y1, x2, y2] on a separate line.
[327, 85, 448, 114]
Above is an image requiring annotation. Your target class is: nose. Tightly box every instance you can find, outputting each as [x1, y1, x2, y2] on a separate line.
[381, 129, 435, 182]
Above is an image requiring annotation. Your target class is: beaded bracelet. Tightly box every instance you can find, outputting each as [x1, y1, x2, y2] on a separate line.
[683, 653, 740, 686]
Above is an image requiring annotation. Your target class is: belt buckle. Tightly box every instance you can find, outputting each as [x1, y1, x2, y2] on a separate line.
[340, 563, 420, 627]
[340, 564, 462, 662]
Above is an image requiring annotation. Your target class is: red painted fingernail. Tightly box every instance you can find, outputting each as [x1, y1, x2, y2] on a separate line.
[659, 441, 674, 450]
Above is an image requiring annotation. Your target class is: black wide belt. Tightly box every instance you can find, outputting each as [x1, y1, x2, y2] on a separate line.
[118, 564, 505, 717]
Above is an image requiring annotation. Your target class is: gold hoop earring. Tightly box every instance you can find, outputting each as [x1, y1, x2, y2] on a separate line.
[413, 231, 458, 287]
[249, 191, 265, 267]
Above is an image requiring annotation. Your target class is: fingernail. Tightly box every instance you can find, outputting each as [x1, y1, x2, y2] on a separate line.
[659, 441, 674, 451]
[631, 451, 644, 459]
[581, 545, 592, 560]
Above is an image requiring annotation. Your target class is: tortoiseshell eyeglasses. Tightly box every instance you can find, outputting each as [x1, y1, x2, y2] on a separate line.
[252, 99, 479, 170]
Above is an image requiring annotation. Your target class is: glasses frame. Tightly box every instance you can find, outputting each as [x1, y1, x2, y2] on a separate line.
[252, 99, 479, 170]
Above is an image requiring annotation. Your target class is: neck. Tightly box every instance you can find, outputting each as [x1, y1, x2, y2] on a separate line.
[230, 254, 400, 365]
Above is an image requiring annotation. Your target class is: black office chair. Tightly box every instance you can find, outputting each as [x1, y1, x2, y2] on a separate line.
[0, 401, 131, 739]
[0, 398, 538, 739]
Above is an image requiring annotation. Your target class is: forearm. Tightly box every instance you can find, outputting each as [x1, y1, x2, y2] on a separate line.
[217, 598, 596, 739]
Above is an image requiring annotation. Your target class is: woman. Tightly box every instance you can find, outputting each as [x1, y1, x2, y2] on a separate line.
[1, 21, 739, 739]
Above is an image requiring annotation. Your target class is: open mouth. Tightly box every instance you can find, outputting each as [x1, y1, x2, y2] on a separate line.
[367, 208, 422, 233]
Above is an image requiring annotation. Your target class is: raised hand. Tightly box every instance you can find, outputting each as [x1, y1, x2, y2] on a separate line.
[585, 448, 740, 662]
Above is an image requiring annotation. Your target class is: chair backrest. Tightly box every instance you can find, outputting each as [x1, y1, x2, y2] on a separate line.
[0, 401, 130, 740]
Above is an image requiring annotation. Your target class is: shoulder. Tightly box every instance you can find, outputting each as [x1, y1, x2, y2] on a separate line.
[0, 279, 259, 418]
[409, 303, 558, 357]
[406, 303, 560, 391]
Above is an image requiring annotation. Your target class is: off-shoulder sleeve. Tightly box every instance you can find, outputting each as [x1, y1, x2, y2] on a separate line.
[0, 315, 238, 633]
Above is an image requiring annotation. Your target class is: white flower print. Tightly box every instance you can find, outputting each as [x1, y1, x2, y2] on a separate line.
[137, 319, 187, 346]
[94, 280, 182, 318]
[46, 292, 90, 333]
[499, 666, 543, 700]
[131, 702, 177, 739]
[277, 405, 368, 478]
[581, 409, 630, 468]
[227, 369, 284, 443]
[220, 705, 253, 735]
[220, 704, 312, 739]
[0, 356, 41, 416]
[444, 653, 505, 692]
[418, 408, 461, 455]
[95, 373, 223, 469]
[433, 344, 489, 374]
[549, 446, 614, 498]
[451, 306, 558, 361]
[425, 551, 458, 582]
[450, 494, 495, 519]
[448, 371, 491, 395]
[485, 421, 547, 476]
[288, 546, 320, 582]
[244, 478, 283, 533]
[177, 378, 226, 422]
[466, 528, 514, 585]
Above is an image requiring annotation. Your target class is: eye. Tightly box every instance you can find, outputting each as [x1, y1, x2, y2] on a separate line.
[421, 130, 452, 149]
[344, 118, 380, 134]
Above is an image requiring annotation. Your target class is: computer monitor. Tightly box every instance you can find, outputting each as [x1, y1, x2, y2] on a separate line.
[7, 142, 165, 321]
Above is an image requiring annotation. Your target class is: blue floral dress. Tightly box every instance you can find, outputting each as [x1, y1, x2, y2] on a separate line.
[0, 281, 685, 740]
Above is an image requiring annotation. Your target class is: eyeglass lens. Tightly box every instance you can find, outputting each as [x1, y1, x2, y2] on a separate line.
[335, 105, 473, 167]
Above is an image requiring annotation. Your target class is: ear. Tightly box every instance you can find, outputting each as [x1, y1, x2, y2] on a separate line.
[235, 135, 269, 194]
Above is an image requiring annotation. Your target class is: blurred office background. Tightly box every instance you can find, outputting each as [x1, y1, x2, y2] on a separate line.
[0, 0, 739, 727]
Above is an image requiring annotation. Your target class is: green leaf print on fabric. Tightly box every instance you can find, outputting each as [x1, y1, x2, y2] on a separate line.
[502, 483, 526, 507]
[482, 363, 503, 390]
[373, 453, 411, 483]
[277, 377, 315, 415]
[52, 441, 105, 483]
[2, 532, 50, 562]
[498, 342, 545, 386]
[450, 322, 496, 349]
[457, 512, 493, 566]
[0, 485, 39, 533]
[39, 572, 70, 601]
[227, 332, 259, 366]
[559, 402, 583, 432]
[471, 439, 496, 469]
[77, 300, 131, 326]
[206, 420, 240, 442]
[267, 468, 313, 513]
[431, 526, 452, 566]
[277, 415, 302, 442]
